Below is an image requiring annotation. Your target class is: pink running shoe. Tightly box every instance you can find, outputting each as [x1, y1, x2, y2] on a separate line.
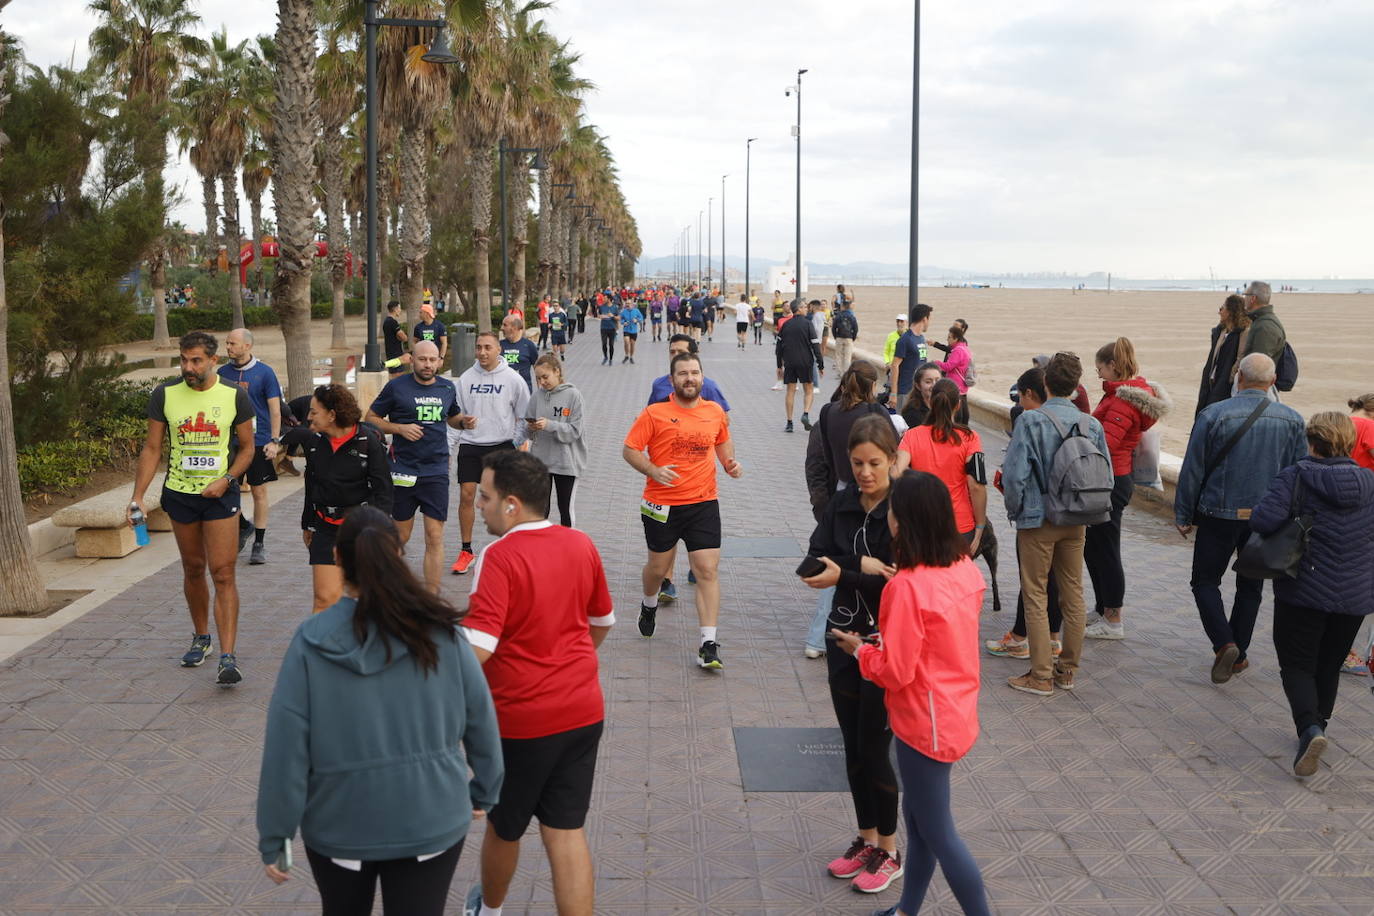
[851, 848, 903, 894]
[826, 836, 874, 879]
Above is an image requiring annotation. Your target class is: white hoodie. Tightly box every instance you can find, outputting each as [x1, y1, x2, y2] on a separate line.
[455, 360, 529, 447]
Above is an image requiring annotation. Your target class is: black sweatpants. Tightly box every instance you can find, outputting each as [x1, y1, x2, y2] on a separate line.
[1084, 473, 1135, 612]
[305, 839, 464, 916]
[600, 329, 616, 361]
[1272, 599, 1364, 736]
[827, 642, 899, 836]
[550, 473, 577, 527]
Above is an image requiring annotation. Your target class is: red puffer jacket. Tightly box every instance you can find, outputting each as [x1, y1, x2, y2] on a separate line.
[1093, 377, 1171, 476]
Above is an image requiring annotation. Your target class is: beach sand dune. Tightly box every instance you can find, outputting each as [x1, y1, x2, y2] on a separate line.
[836, 286, 1373, 455]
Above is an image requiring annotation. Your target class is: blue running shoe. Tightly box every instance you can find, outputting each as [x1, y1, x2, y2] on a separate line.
[216, 653, 242, 686]
[463, 885, 484, 916]
[658, 578, 677, 602]
[687, 569, 697, 585]
[181, 634, 212, 667]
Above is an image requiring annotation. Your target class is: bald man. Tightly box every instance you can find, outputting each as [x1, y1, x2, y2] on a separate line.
[218, 328, 283, 564]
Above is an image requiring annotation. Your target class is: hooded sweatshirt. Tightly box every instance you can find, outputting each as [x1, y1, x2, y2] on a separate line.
[529, 382, 588, 476]
[256, 597, 504, 864]
[455, 360, 530, 447]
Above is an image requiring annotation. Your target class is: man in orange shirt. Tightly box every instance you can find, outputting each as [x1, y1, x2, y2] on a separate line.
[536, 296, 551, 351]
[623, 352, 743, 670]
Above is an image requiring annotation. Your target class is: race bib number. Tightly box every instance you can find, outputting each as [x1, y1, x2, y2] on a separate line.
[391, 473, 418, 488]
[640, 499, 670, 524]
[181, 454, 222, 472]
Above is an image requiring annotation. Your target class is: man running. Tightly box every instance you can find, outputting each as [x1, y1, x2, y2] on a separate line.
[365, 340, 473, 591]
[734, 293, 751, 350]
[412, 303, 448, 362]
[624, 352, 743, 670]
[381, 299, 411, 377]
[549, 299, 570, 360]
[450, 332, 530, 575]
[598, 296, 618, 366]
[776, 301, 824, 433]
[750, 298, 765, 346]
[536, 295, 551, 351]
[688, 291, 708, 343]
[649, 294, 664, 342]
[620, 298, 644, 364]
[218, 328, 283, 565]
[131, 331, 254, 686]
[499, 314, 540, 389]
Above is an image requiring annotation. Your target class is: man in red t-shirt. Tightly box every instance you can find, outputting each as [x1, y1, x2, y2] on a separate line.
[623, 352, 743, 670]
[462, 450, 613, 916]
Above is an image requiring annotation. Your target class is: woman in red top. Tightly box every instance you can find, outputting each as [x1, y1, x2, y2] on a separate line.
[1349, 394, 1374, 471]
[832, 471, 991, 916]
[894, 380, 988, 554]
[1084, 338, 1170, 641]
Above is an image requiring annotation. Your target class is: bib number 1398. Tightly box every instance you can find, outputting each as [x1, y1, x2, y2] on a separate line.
[181, 454, 221, 471]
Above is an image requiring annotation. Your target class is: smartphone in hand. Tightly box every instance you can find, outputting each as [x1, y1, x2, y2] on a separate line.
[275, 840, 292, 873]
[795, 556, 826, 578]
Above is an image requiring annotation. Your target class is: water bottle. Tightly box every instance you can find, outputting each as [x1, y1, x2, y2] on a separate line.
[129, 502, 150, 547]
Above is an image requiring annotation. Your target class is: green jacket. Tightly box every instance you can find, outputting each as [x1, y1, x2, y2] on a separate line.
[1241, 305, 1286, 365]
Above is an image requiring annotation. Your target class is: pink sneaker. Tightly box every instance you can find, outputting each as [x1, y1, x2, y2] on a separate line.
[826, 836, 874, 878]
[851, 848, 903, 893]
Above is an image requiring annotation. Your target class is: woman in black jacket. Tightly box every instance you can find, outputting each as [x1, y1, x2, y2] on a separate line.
[1196, 294, 1249, 416]
[802, 415, 902, 892]
[282, 384, 394, 614]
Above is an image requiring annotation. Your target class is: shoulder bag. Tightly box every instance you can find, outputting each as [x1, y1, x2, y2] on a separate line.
[1233, 473, 1311, 580]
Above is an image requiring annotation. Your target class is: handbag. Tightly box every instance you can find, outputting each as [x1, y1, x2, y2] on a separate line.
[1233, 474, 1311, 579]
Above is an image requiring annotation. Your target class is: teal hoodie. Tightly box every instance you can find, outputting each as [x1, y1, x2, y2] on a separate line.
[256, 597, 503, 864]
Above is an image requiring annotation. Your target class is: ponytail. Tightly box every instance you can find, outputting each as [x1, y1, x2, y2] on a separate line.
[336, 506, 462, 675]
[927, 378, 969, 445]
[838, 361, 878, 410]
[1095, 337, 1139, 380]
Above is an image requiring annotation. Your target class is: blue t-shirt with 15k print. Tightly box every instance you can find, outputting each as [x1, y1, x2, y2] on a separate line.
[368, 373, 460, 477]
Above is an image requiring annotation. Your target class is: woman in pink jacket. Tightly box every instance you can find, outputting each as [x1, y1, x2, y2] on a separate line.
[832, 470, 991, 916]
[936, 325, 972, 424]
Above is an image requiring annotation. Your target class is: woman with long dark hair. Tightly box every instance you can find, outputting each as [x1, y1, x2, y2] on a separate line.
[1197, 294, 1250, 416]
[899, 363, 943, 429]
[832, 471, 991, 916]
[896, 379, 989, 554]
[257, 507, 503, 914]
[935, 325, 973, 424]
[803, 416, 901, 892]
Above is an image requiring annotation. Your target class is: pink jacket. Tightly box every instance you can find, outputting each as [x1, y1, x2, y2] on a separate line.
[857, 559, 985, 762]
[937, 341, 971, 394]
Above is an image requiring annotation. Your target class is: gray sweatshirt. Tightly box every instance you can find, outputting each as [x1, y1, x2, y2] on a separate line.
[455, 360, 529, 446]
[528, 382, 587, 476]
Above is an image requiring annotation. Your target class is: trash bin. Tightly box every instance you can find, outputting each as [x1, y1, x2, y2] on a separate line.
[449, 323, 476, 376]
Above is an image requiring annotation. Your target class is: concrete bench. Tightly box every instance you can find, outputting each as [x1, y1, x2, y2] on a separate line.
[50, 477, 172, 558]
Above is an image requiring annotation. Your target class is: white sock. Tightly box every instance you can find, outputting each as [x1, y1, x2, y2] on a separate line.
[642, 594, 659, 609]
[479, 905, 502, 916]
[700, 626, 717, 645]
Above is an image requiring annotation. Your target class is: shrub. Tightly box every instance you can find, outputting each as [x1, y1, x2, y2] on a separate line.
[18, 439, 116, 497]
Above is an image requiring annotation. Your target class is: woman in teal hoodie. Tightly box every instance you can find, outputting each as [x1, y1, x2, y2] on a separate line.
[257, 507, 503, 914]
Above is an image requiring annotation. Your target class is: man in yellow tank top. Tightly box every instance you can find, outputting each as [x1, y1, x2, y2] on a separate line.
[130, 332, 255, 686]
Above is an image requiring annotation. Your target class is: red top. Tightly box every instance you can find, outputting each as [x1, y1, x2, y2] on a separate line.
[538, 300, 550, 323]
[1353, 416, 1374, 471]
[464, 522, 614, 739]
[898, 426, 983, 533]
[857, 560, 986, 762]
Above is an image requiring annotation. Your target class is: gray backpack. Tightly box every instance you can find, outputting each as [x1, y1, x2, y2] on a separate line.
[1039, 411, 1113, 526]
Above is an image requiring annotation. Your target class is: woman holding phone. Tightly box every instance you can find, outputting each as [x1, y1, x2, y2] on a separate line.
[832, 471, 991, 916]
[801, 415, 902, 894]
[526, 354, 587, 526]
[256, 506, 503, 915]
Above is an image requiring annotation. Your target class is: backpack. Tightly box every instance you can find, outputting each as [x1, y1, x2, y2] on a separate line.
[964, 355, 978, 388]
[1275, 342, 1298, 392]
[833, 310, 857, 340]
[1038, 411, 1114, 526]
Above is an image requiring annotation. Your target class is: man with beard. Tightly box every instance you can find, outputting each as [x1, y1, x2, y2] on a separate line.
[623, 352, 743, 671]
[130, 331, 255, 686]
[365, 340, 474, 591]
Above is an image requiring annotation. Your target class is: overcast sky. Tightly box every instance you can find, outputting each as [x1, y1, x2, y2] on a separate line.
[9, 0, 1374, 276]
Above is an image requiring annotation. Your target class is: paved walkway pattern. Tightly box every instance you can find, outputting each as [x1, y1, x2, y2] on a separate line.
[3, 327, 1374, 914]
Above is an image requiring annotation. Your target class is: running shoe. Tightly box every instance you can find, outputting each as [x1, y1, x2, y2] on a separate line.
[804, 646, 824, 659]
[237, 516, 253, 554]
[985, 631, 1029, 658]
[463, 885, 484, 916]
[450, 549, 476, 575]
[785, 420, 794, 433]
[826, 837, 875, 878]
[851, 848, 903, 893]
[249, 543, 266, 565]
[801, 412, 813, 431]
[1008, 672, 1053, 696]
[216, 653, 242, 686]
[687, 569, 697, 585]
[697, 640, 723, 670]
[659, 579, 677, 602]
[1341, 652, 1369, 676]
[1052, 639, 1063, 657]
[1084, 618, 1125, 640]
[770, 382, 783, 391]
[181, 634, 212, 667]
[638, 604, 657, 638]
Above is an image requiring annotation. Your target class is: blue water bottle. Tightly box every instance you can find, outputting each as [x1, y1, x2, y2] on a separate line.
[129, 502, 150, 547]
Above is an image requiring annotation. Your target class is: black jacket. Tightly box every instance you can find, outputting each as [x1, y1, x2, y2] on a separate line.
[775, 314, 822, 369]
[1197, 324, 1243, 417]
[282, 424, 394, 530]
[805, 400, 894, 520]
[806, 485, 893, 638]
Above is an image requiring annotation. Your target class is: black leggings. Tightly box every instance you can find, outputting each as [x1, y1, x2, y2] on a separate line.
[1272, 599, 1363, 736]
[550, 473, 577, 527]
[600, 329, 616, 361]
[305, 839, 464, 916]
[827, 643, 899, 836]
[1084, 473, 1135, 612]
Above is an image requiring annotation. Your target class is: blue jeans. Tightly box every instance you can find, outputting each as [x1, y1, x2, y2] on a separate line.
[1190, 515, 1264, 660]
[806, 586, 835, 651]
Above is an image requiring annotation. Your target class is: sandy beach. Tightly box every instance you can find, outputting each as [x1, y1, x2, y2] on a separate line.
[830, 285, 1374, 455]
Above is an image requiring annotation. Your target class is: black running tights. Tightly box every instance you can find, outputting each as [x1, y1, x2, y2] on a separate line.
[827, 643, 899, 836]
[550, 473, 577, 527]
[305, 839, 463, 916]
[600, 329, 616, 361]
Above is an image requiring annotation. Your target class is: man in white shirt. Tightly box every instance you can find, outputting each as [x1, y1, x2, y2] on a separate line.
[734, 293, 752, 350]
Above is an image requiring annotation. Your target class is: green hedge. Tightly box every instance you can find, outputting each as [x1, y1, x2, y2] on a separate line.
[121, 298, 367, 343]
[18, 439, 120, 497]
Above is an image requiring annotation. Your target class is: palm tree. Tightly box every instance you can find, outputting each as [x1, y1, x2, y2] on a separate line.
[185, 143, 219, 271]
[88, 0, 206, 347]
[317, 34, 360, 349]
[241, 145, 272, 302]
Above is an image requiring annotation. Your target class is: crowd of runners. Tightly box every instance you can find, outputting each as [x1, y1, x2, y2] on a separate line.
[123, 278, 1374, 916]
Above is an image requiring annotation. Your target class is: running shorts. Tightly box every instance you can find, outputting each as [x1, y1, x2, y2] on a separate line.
[391, 474, 450, 522]
[160, 484, 241, 525]
[551, 331, 567, 346]
[307, 523, 339, 566]
[240, 445, 279, 487]
[489, 720, 604, 841]
[641, 498, 722, 554]
[783, 362, 815, 385]
[624, 332, 638, 341]
[736, 321, 748, 334]
[456, 441, 515, 484]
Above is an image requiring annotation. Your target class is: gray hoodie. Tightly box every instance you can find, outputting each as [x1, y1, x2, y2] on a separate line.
[528, 382, 587, 476]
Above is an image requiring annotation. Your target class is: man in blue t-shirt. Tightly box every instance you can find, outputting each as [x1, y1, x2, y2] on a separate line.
[620, 302, 645, 365]
[649, 298, 664, 342]
[364, 340, 472, 591]
[499, 315, 541, 389]
[598, 300, 618, 366]
[412, 304, 448, 363]
[687, 292, 708, 343]
[219, 328, 284, 564]
[888, 302, 933, 407]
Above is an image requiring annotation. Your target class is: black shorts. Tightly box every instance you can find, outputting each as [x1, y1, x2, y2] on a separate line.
[551, 332, 567, 345]
[489, 720, 603, 841]
[624, 332, 638, 341]
[640, 499, 722, 554]
[736, 321, 748, 334]
[392, 474, 450, 522]
[239, 445, 279, 487]
[160, 484, 241, 525]
[308, 523, 339, 566]
[456, 441, 515, 484]
[651, 316, 662, 324]
[783, 362, 815, 385]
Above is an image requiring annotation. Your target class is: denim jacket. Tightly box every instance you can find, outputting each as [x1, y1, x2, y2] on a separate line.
[1002, 397, 1110, 530]
[1173, 389, 1306, 526]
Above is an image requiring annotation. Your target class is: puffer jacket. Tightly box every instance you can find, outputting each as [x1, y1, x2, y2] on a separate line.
[1093, 377, 1171, 476]
[1250, 456, 1374, 615]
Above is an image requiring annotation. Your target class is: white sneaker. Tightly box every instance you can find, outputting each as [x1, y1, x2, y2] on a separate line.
[803, 647, 823, 659]
[770, 382, 783, 391]
[1084, 619, 1125, 640]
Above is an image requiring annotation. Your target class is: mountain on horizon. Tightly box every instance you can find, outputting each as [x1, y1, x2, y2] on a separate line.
[633, 254, 956, 280]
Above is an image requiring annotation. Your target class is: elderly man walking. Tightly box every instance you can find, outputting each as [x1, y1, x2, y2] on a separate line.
[1238, 281, 1287, 367]
[1175, 353, 1306, 683]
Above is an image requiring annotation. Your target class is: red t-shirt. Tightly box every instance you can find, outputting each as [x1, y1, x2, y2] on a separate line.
[624, 398, 730, 506]
[1353, 416, 1374, 471]
[463, 522, 614, 739]
[898, 425, 983, 533]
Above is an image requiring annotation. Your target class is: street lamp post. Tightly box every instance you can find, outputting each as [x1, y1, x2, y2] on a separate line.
[721, 174, 727, 297]
[790, 68, 808, 303]
[908, 3, 920, 315]
[707, 198, 713, 288]
[697, 211, 702, 288]
[745, 138, 756, 300]
[363, 0, 457, 372]
[497, 138, 548, 316]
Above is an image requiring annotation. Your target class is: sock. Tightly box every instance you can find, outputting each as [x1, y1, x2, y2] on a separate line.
[462, 542, 473, 553]
[642, 594, 659, 609]
[479, 904, 502, 916]
[254, 528, 265, 545]
[700, 626, 717, 645]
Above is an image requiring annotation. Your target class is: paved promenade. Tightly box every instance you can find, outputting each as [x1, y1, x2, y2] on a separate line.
[3, 325, 1374, 914]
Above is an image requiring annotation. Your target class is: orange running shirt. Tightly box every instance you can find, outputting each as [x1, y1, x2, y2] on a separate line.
[624, 398, 730, 506]
[899, 425, 983, 533]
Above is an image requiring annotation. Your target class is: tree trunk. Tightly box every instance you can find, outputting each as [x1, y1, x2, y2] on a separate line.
[249, 193, 265, 304]
[348, 209, 361, 297]
[509, 168, 529, 309]
[202, 174, 219, 273]
[378, 175, 393, 319]
[149, 245, 171, 347]
[469, 145, 495, 332]
[270, 0, 320, 399]
[536, 169, 553, 298]
[397, 126, 430, 331]
[323, 129, 347, 350]
[221, 172, 244, 328]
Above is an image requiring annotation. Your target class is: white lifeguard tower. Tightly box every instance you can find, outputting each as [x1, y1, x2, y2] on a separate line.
[766, 254, 808, 300]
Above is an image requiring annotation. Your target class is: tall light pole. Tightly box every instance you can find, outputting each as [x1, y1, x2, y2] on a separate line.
[745, 138, 757, 300]
[721, 175, 727, 296]
[908, 5, 920, 315]
[498, 139, 547, 314]
[707, 198, 713, 288]
[697, 211, 703, 287]
[788, 69, 808, 304]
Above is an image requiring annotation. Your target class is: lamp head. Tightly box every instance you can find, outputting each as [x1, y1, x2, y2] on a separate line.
[421, 28, 460, 65]
[531, 150, 549, 171]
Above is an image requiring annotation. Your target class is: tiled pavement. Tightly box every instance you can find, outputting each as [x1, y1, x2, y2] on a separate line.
[4, 326, 1374, 915]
